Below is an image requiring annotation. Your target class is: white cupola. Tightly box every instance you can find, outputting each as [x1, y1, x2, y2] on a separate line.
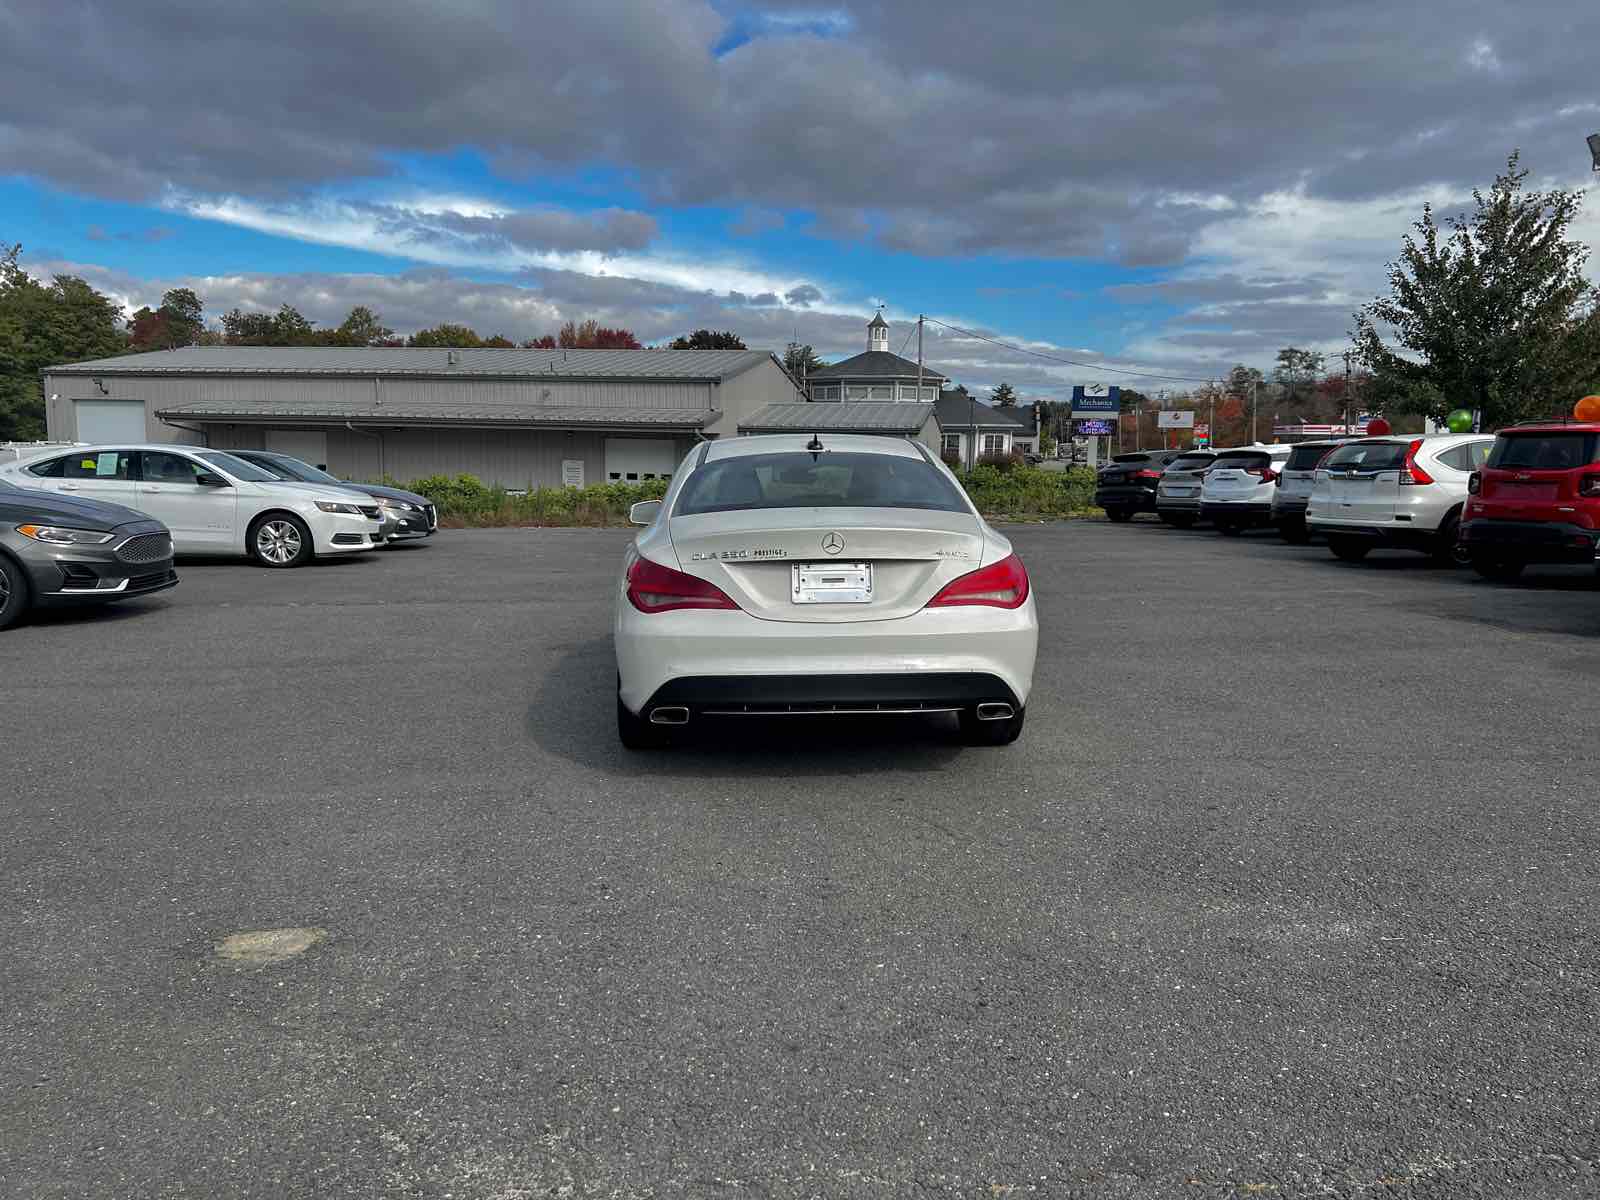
[867, 311, 889, 353]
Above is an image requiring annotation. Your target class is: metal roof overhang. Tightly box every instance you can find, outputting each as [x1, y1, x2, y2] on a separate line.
[156, 408, 716, 431]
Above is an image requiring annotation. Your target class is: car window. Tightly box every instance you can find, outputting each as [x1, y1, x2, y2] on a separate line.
[1435, 442, 1492, 471]
[61, 450, 133, 480]
[675, 451, 968, 516]
[1324, 442, 1409, 471]
[26, 456, 66, 478]
[195, 450, 283, 482]
[235, 454, 299, 481]
[1211, 453, 1269, 472]
[1486, 432, 1599, 470]
[1166, 454, 1214, 471]
[140, 451, 210, 483]
[1286, 444, 1336, 471]
[269, 456, 340, 484]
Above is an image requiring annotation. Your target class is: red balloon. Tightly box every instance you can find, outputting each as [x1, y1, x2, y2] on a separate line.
[1575, 395, 1600, 421]
[1366, 417, 1392, 436]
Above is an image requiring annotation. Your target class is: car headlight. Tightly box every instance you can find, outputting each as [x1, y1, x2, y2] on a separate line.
[16, 524, 116, 545]
[314, 501, 363, 515]
[378, 497, 417, 512]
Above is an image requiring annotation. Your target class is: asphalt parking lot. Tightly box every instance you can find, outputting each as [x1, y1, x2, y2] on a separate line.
[7, 523, 1600, 1198]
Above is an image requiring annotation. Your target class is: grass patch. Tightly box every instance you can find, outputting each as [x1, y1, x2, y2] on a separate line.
[399, 465, 1100, 528]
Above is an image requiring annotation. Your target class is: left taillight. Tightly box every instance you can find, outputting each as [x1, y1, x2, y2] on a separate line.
[926, 553, 1030, 610]
[626, 557, 739, 613]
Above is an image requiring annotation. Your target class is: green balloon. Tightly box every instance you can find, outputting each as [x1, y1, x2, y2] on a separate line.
[1446, 408, 1474, 434]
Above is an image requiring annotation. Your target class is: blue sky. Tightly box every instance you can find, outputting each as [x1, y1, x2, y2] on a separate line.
[5, 1, 1598, 401]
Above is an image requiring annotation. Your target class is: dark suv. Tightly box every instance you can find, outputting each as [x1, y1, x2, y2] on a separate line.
[1459, 422, 1600, 580]
[1094, 450, 1185, 523]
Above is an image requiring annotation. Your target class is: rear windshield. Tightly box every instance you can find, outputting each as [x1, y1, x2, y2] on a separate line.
[1166, 454, 1214, 471]
[1211, 452, 1270, 471]
[1111, 453, 1155, 464]
[1286, 444, 1338, 471]
[674, 451, 968, 516]
[1486, 432, 1600, 471]
[1323, 441, 1409, 471]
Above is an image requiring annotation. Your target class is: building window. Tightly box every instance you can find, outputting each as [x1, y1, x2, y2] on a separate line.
[812, 385, 839, 400]
[903, 385, 935, 401]
[942, 433, 961, 454]
[868, 386, 892, 400]
[982, 434, 1006, 455]
[846, 385, 871, 400]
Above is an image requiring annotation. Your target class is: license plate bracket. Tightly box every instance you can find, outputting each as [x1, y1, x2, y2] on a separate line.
[792, 561, 872, 604]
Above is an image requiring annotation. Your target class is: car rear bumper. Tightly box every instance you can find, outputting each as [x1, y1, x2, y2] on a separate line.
[1459, 518, 1600, 563]
[642, 672, 1024, 716]
[1155, 492, 1201, 513]
[1303, 520, 1444, 552]
[615, 597, 1038, 716]
[1094, 485, 1158, 511]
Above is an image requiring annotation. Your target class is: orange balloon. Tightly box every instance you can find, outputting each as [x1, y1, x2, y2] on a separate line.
[1575, 395, 1600, 421]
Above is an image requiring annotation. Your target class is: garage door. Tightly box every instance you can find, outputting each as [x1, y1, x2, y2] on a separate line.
[604, 438, 678, 482]
[74, 400, 147, 443]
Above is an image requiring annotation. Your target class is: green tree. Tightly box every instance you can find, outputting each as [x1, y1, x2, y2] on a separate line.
[127, 286, 205, 351]
[1273, 347, 1324, 409]
[781, 341, 825, 380]
[669, 329, 746, 349]
[408, 323, 484, 348]
[989, 381, 1018, 408]
[0, 244, 128, 437]
[331, 305, 395, 346]
[1353, 152, 1600, 427]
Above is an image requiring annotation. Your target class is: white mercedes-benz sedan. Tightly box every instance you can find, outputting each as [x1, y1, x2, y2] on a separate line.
[613, 433, 1038, 749]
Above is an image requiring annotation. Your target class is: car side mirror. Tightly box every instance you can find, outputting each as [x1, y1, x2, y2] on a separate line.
[196, 472, 230, 487]
[628, 500, 662, 526]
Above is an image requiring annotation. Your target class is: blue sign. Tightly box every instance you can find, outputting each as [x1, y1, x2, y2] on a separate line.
[1072, 418, 1115, 436]
[1070, 384, 1120, 415]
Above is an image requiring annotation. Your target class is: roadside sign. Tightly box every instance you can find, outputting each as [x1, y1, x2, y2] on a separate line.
[1157, 410, 1195, 430]
[1071, 418, 1115, 436]
[1070, 383, 1120, 418]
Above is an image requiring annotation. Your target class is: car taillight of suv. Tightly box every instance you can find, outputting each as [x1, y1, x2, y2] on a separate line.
[1458, 424, 1600, 581]
[1398, 438, 1435, 486]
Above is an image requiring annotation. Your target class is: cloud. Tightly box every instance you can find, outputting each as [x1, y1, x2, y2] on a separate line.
[439, 206, 659, 254]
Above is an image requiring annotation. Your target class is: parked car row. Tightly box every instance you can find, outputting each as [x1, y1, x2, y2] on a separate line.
[0, 443, 437, 630]
[1124, 421, 1600, 582]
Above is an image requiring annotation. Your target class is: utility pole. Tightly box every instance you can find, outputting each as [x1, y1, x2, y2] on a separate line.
[1342, 350, 1352, 434]
[916, 314, 924, 398]
[1209, 381, 1217, 448]
[1251, 375, 1259, 444]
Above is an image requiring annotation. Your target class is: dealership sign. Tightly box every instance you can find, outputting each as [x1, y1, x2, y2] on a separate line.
[1156, 410, 1195, 429]
[1071, 383, 1120, 418]
[1071, 418, 1115, 436]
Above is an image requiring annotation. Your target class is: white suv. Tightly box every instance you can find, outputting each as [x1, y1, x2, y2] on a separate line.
[0, 444, 386, 567]
[1306, 434, 1493, 564]
[1199, 445, 1293, 535]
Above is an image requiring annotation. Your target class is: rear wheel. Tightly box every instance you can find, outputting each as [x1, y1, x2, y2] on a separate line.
[1472, 556, 1525, 582]
[1434, 513, 1470, 566]
[959, 706, 1025, 746]
[1328, 537, 1370, 562]
[617, 693, 671, 750]
[0, 553, 31, 631]
[1104, 507, 1133, 524]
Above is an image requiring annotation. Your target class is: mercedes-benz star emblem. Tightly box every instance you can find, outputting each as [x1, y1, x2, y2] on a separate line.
[821, 531, 845, 556]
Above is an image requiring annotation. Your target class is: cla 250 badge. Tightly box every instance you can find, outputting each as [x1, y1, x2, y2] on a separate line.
[690, 548, 789, 561]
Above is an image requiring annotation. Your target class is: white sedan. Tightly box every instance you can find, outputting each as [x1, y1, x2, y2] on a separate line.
[0, 444, 386, 567]
[613, 433, 1038, 749]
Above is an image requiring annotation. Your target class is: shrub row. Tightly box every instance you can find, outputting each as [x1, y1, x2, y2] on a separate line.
[399, 464, 1098, 528]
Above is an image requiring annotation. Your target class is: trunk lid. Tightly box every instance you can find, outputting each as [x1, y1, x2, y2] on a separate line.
[1320, 440, 1408, 523]
[667, 508, 987, 623]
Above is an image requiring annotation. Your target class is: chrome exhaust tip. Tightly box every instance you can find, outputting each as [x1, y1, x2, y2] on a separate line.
[649, 706, 691, 726]
[975, 702, 1014, 721]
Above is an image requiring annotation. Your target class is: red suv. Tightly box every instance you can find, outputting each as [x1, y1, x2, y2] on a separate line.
[1458, 422, 1600, 580]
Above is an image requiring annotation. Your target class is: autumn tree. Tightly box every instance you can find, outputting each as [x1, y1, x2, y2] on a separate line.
[1353, 151, 1600, 427]
[669, 329, 745, 350]
[556, 319, 641, 349]
[128, 287, 205, 351]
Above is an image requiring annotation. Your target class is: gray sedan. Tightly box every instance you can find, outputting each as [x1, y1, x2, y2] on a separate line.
[0, 478, 177, 630]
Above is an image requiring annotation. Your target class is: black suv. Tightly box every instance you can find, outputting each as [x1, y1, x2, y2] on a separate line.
[1094, 450, 1186, 523]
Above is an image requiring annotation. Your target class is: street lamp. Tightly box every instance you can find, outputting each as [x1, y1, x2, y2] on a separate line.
[1589, 133, 1600, 172]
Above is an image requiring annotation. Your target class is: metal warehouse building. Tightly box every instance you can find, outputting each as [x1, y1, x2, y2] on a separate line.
[42, 346, 804, 488]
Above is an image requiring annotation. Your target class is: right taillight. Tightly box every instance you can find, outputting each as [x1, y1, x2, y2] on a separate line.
[1580, 474, 1600, 498]
[1399, 438, 1434, 486]
[1468, 471, 1482, 495]
[626, 556, 739, 613]
[926, 553, 1030, 610]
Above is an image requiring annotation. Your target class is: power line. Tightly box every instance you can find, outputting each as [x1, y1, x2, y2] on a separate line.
[922, 316, 1221, 385]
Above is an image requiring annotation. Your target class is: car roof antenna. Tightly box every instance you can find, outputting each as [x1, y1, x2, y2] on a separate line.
[806, 432, 824, 460]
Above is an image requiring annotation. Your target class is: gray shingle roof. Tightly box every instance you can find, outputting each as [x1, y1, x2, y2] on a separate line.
[935, 392, 1034, 431]
[738, 402, 935, 435]
[808, 350, 947, 381]
[156, 401, 716, 429]
[48, 346, 777, 382]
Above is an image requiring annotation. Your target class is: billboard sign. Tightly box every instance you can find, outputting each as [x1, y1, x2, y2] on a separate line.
[1071, 418, 1115, 437]
[1071, 383, 1120, 418]
[1157, 410, 1195, 430]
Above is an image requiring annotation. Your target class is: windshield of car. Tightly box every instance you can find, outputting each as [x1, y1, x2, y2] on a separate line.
[1210, 452, 1269, 472]
[1166, 454, 1214, 472]
[1286, 444, 1337, 471]
[265, 455, 340, 484]
[196, 450, 282, 482]
[1323, 441, 1409, 470]
[674, 451, 968, 516]
[1486, 432, 1600, 470]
